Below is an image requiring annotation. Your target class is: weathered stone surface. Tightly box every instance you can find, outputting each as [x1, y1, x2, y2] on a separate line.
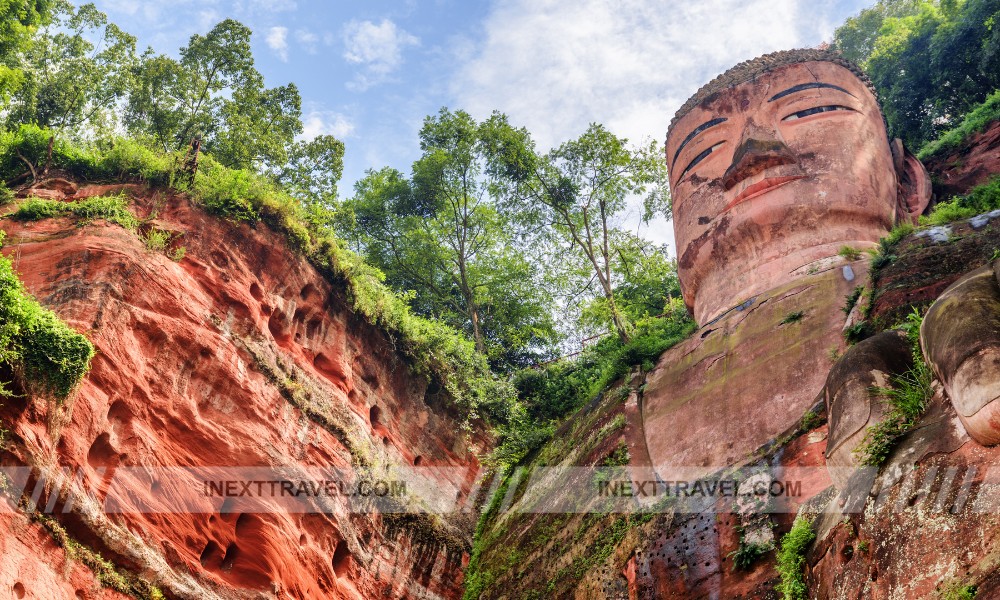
[924, 119, 1000, 198]
[823, 330, 911, 482]
[642, 261, 863, 471]
[0, 187, 484, 599]
[666, 58, 929, 324]
[922, 262, 1000, 445]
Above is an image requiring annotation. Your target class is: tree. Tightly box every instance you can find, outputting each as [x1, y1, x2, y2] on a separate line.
[344, 109, 557, 370]
[6, 1, 136, 134]
[579, 234, 680, 332]
[271, 134, 345, 226]
[833, 0, 922, 65]
[124, 18, 305, 175]
[490, 122, 669, 343]
[0, 0, 54, 105]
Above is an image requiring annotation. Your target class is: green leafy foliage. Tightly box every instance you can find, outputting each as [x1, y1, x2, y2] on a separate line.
[0, 234, 93, 399]
[920, 89, 1000, 158]
[5, 2, 136, 133]
[343, 109, 558, 371]
[921, 176, 1000, 226]
[11, 193, 138, 229]
[836, 0, 1000, 149]
[776, 515, 816, 600]
[854, 309, 933, 466]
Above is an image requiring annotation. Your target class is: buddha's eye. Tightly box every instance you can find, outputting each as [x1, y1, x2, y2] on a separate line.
[782, 105, 853, 121]
[679, 142, 724, 180]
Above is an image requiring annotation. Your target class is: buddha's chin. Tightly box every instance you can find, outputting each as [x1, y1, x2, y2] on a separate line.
[681, 204, 895, 323]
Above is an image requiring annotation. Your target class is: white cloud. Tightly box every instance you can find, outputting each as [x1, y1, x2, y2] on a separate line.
[342, 19, 419, 90]
[295, 29, 319, 54]
[451, 0, 859, 247]
[455, 0, 835, 153]
[266, 26, 289, 61]
[301, 111, 355, 140]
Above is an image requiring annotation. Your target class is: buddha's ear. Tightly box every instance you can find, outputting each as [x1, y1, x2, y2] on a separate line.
[891, 138, 932, 223]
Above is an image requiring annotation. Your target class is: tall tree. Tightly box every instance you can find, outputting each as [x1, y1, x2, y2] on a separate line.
[0, 0, 54, 106]
[124, 18, 304, 174]
[6, 1, 136, 134]
[344, 109, 557, 370]
[489, 122, 669, 343]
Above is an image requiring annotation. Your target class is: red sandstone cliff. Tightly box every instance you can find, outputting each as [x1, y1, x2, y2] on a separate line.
[0, 183, 485, 599]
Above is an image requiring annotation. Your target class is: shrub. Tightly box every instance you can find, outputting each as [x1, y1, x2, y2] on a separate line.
[838, 245, 862, 261]
[142, 228, 170, 252]
[12, 194, 138, 230]
[0, 238, 94, 400]
[921, 177, 1000, 226]
[776, 515, 816, 600]
[853, 310, 932, 466]
[919, 90, 1000, 159]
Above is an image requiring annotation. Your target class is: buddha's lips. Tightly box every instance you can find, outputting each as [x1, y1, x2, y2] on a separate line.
[725, 176, 804, 211]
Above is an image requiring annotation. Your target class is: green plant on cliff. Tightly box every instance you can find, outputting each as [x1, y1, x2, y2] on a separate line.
[854, 309, 933, 466]
[11, 193, 139, 230]
[0, 231, 94, 399]
[34, 513, 164, 599]
[920, 89, 1000, 159]
[922, 176, 1000, 226]
[941, 583, 978, 600]
[776, 514, 816, 600]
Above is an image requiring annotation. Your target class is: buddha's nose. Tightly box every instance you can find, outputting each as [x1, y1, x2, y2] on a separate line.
[722, 124, 797, 190]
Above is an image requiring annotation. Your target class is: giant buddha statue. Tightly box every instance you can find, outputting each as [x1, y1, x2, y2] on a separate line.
[635, 49, 934, 473]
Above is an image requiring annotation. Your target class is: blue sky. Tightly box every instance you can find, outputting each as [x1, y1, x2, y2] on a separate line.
[91, 0, 874, 250]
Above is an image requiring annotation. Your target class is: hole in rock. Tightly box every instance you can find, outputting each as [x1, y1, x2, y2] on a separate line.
[382, 437, 389, 445]
[299, 534, 307, 546]
[200, 540, 221, 567]
[249, 282, 264, 301]
[76, 591, 85, 599]
[300, 283, 317, 300]
[268, 311, 291, 343]
[413, 456, 423, 466]
[221, 542, 240, 571]
[13, 582, 25, 598]
[332, 540, 351, 578]
[369, 406, 381, 428]
[87, 433, 117, 468]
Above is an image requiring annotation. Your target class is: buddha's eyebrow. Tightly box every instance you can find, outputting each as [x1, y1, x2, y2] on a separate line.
[768, 82, 855, 102]
[672, 117, 727, 169]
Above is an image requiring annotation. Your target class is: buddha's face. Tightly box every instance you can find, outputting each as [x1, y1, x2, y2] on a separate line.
[667, 61, 899, 323]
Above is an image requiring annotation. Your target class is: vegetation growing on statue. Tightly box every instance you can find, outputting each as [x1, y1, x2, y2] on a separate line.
[776, 515, 816, 600]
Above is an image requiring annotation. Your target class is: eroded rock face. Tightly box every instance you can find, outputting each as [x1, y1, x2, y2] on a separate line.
[924, 120, 1000, 198]
[642, 261, 864, 470]
[0, 186, 484, 599]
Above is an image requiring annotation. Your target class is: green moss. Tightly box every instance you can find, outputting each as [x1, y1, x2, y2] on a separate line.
[940, 583, 977, 600]
[775, 515, 816, 600]
[35, 513, 164, 599]
[0, 235, 94, 400]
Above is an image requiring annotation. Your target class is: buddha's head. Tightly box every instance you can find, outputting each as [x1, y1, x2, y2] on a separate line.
[666, 49, 931, 324]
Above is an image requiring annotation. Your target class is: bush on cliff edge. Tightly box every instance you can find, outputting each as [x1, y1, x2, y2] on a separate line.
[0, 230, 94, 400]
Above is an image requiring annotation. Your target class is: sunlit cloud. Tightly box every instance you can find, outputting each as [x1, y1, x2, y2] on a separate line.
[342, 19, 419, 91]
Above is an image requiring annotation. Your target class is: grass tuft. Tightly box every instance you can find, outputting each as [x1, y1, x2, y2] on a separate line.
[775, 515, 816, 600]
